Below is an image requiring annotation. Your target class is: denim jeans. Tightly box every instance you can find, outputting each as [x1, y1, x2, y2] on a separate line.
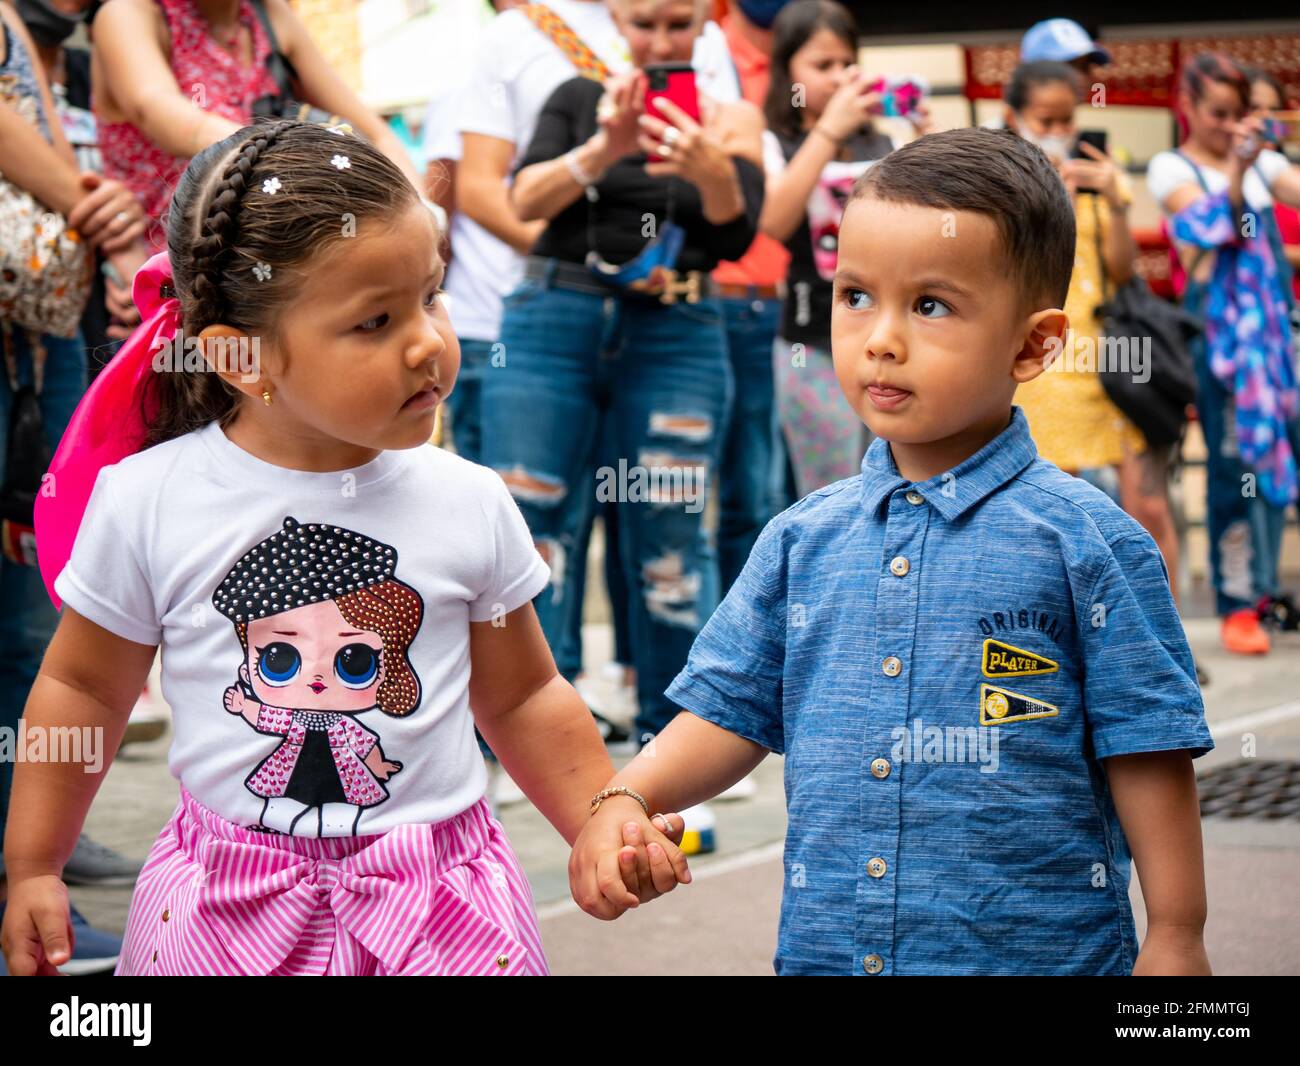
[447, 336, 494, 465]
[1185, 280, 1300, 615]
[483, 265, 731, 740]
[718, 295, 781, 594]
[0, 328, 88, 827]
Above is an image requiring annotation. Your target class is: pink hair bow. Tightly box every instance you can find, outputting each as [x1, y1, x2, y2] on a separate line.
[34, 251, 176, 609]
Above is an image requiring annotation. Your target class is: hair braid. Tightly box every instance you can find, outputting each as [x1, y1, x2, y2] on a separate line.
[188, 119, 299, 332]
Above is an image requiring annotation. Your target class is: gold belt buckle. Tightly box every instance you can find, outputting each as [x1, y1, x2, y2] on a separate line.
[657, 268, 702, 305]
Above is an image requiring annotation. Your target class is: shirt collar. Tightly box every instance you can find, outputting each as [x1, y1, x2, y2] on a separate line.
[859, 407, 1039, 521]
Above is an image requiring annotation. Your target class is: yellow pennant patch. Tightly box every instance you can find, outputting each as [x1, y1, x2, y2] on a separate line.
[980, 683, 1060, 726]
[982, 638, 1058, 678]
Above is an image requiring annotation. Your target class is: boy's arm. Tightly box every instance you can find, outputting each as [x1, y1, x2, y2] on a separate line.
[1105, 750, 1212, 975]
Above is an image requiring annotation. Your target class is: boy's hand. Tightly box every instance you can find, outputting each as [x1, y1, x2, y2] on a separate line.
[1, 875, 74, 976]
[1132, 926, 1211, 975]
[569, 797, 691, 920]
[617, 813, 687, 903]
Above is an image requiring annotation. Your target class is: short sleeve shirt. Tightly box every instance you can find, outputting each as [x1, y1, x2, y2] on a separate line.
[665, 408, 1213, 975]
[55, 423, 549, 836]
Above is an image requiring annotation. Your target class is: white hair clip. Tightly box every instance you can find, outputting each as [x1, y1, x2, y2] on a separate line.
[331, 154, 351, 171]
[327, 123, 353, 136]
[252, 262, 272, 282]
[261, 177, 282, 195]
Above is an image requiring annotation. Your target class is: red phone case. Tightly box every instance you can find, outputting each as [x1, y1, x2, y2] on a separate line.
[644, 63, 700, 159]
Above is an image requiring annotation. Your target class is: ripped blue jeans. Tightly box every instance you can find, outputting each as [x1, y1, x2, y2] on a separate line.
[483, 266, 731, 740]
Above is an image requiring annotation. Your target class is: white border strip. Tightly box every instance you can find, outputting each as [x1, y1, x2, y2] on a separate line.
[1208, 701, 1300, 739]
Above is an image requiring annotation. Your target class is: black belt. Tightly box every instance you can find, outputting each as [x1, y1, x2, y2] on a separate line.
[523, 256, 714, 305]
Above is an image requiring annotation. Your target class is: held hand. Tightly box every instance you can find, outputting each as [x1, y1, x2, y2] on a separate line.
[569, 797, 692, 920]
[66, 173, 147, 253]
[0, 875, 74, 976]
[616, 813, 688, 904]
[639, 95, 731, 187]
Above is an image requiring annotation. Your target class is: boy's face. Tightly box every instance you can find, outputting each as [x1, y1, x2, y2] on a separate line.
[831, 195, 1065, 477]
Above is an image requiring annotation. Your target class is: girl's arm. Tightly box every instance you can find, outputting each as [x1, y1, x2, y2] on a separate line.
[1102, 196, 1137, 287]
[1105, 750, 1212, 975]
[264, 0, 422, 191]
[2, 608, 155, 974]
[760, 126, 841, 242]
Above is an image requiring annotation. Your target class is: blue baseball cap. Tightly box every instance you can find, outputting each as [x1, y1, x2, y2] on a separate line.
[1020, 18, 1111, 66]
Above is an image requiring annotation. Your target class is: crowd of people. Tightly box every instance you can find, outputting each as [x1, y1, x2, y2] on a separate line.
[0, 0, 1296, 976]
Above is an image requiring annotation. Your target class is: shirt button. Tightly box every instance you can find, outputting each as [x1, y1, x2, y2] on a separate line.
[882, 656, 902, 677]
[889, 555, 910, 577]
[867, 857, 888, 878]
[496, 954, 510, 968]
[161, 909, 169, 922]
[905, 491, 924, 505]
[870, 757, 891, 778]
[863, 953, 884, 974]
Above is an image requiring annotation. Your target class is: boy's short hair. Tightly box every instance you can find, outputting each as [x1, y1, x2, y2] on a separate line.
[848, 127, 1075, 310]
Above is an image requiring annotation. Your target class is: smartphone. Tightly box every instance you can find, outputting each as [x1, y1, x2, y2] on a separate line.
[1072, 129, 1108, 158]
[644, 63, 700, 160]
[865, 76, 927, 120]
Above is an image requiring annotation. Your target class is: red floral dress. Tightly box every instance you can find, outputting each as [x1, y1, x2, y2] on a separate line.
[94, 0, 280, 250]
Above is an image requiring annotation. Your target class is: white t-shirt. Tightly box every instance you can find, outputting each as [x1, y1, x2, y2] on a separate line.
[55, 423, 550, 837]
[446, 0, 740, 340]
[1147, 147, 1292, 214]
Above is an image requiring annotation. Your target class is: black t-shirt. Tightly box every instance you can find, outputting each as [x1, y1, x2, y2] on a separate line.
[515, 76, 764, 273]
[773, 126, 894, 349]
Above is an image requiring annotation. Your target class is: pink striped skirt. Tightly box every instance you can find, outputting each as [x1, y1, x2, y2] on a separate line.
[115, 787, 549, 975]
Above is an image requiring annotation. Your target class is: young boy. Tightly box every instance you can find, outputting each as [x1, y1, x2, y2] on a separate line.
[572, 127, 1215, 975]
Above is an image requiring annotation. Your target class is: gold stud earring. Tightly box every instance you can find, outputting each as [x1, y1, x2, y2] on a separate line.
[262, 389, 273, 406]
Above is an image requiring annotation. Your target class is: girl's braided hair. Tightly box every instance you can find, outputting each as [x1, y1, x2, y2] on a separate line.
[144, 120, 417, 448]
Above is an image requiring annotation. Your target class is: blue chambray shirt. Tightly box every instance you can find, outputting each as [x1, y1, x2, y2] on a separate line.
[665, 408, 1214, 976]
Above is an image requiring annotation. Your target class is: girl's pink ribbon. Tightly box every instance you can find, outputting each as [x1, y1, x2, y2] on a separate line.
[34, 251, 176, 609]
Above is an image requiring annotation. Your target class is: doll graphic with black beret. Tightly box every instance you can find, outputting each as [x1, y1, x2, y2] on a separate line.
[213, 517, 424, 837]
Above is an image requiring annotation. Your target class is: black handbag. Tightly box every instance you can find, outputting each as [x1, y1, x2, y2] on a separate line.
[1089, 194, 1202, 449]
[247, 0, 350, 129]
[0, 326, 53, 567]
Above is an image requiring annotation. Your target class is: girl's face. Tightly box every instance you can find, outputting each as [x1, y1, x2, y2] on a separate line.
[245, 599, 385, 712]
[788, 28, 857, 119]
[1184, 79, 1246, 156]
[1250, 79, 1283, 115]
[1007, 79, 1077, 164]
[616, 0, 701, 66]
[234, 198, 459, 462]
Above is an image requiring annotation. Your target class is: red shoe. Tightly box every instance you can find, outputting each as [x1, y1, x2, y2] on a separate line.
[1221, 609, 1271, 655]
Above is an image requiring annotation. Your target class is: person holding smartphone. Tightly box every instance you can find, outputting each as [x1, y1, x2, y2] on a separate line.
[484, 0, 764, 755]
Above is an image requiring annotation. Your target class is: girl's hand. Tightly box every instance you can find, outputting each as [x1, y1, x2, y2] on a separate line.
[66, 173, 147, 253]
[1059, 140, 1121, 204]
[1229, 116, 1265, 168]
[817, 67, 880, 144]
[907, 102, 936, 137]
[639, 95, 732, 188]
[569, 796, 691, 919]
[1, 875, 74, 976]
[593, 70, 646, 165]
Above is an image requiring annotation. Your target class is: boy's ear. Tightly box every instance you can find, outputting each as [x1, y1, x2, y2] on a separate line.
[198, 324, 266, 397]
[1011, 307, 1069, 385]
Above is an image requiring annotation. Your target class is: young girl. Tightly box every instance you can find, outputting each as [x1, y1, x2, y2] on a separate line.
[1, 119, 686, 976]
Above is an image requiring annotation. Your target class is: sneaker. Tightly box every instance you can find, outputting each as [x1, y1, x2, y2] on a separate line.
[62, 834, 142, 886]
[0, 901, 120, 976]
[678, 803, 716, 856]
[1258, 593, 1300, 632]
[1222, 608, 1271, 655]
[121, 687, 168, 747]
[714, 772, 757, 802]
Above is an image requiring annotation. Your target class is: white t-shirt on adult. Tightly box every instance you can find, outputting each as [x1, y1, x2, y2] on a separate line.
[445, 0, 740, 341]
[55, 422, 549, 837]
[1147, 147, 1292, 214]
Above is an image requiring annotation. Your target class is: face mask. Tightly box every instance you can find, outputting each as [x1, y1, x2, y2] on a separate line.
[737, 0, 790, 30]
[15, 0, 86, 49]
[1019, 127, 1071, 164]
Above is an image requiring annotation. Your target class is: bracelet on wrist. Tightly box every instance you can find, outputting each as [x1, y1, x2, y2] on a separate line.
[810, 124, 841, 149]
[589, 786, 648, 817]
[564, 147, 606, 187]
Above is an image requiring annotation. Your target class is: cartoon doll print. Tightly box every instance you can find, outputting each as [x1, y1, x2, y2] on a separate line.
[807, 159, 878, 281]
[212, 517, 425, 837]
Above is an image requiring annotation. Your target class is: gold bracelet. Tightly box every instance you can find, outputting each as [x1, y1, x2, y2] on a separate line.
[589, 786, 648, 817]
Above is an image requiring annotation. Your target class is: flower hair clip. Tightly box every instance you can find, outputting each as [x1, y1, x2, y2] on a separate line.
[326, 123, 353, 136]
[252, 262, 272, 282]
[261, 176, 282, 195]
[330, 154, 351, 171]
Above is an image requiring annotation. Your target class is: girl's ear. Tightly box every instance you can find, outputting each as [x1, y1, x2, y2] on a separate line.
[198, 324, 266, 401]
